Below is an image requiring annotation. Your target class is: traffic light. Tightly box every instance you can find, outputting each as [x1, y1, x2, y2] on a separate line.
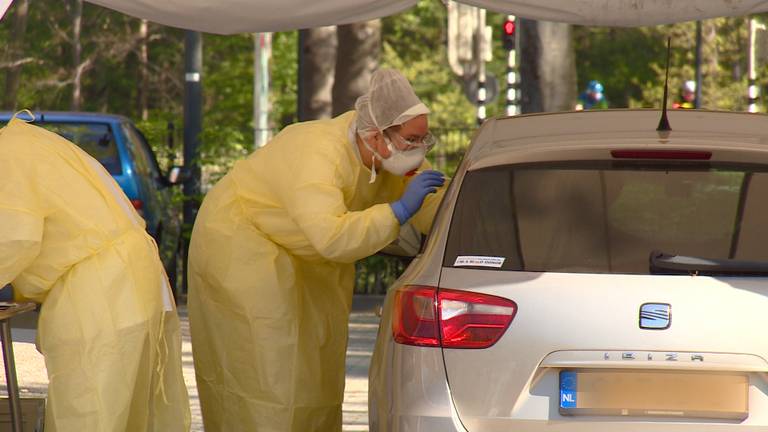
[502, 18, 515, 50]
[503, 15, 518, 116]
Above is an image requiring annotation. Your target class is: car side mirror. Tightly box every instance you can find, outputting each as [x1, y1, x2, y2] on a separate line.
[378, 222, 423, 259]
[166, 165, 185, 185]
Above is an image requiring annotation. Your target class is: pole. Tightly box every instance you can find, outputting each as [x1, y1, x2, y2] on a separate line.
[182, 30, 202, 296]
[446, 1, 464, 77]
[297, 29, 308, 122]
[748, 17, 762, 113]
[1, 320, 22, 432]
[254, 33, 272, 148]
[505, 15, 518, 116]
[695, 21, 703, 109]
[476, 8, 486, 125]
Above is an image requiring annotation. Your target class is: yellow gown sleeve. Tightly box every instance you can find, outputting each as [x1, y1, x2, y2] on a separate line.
[283, 147, 401, 264]
[0, 129, 45, 287]
[0, 208, 43, 286]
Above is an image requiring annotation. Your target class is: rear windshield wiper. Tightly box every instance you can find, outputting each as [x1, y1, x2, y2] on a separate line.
[650, 250, 768, 276]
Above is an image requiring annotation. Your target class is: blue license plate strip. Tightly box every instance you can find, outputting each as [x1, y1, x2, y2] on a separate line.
[559, 370, 577, 409]
[557, 368, 748, 420]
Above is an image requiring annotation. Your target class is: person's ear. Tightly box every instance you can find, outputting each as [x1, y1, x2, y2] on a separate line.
[372, 131, 391, 158]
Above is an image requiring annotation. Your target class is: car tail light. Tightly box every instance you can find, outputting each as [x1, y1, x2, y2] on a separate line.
[439, 289, 518, 348]
[131, 199, 144, 210]
[393, 285, 517, 349]
[611, 150, 712, 160]
[130, 199, 145, 218]
[393, 286, 440, 347]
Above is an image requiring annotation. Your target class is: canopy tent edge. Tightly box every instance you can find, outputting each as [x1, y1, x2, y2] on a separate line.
[69, 0, 768, 34]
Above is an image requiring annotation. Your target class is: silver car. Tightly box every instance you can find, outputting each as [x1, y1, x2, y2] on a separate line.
[369, 109, 768, 431]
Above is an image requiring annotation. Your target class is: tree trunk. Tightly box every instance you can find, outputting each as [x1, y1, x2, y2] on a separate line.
[297, 26, 337, 120]
[519, 19, 576, 113]
[3, 0, 30, 110]
[138, 19, 149, 120]
[539, 22, 576, 111]
[71, 0, 83, 111]
[518, 19, 542, 113]
[332, 20, 381, 116]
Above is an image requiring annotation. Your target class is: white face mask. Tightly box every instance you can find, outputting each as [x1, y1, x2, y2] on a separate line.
[380, 137, 426, 176]
[361, 132, 426, 182]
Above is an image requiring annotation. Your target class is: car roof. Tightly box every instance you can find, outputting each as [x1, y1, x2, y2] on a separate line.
[0, 111, 131, 123]
[468, 109, 768, 169]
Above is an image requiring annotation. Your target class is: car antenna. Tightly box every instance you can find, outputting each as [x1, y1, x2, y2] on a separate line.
[657, 37, 672, 132]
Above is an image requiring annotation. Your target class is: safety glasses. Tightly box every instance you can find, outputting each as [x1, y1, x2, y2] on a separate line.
[393, 132, 437, 153]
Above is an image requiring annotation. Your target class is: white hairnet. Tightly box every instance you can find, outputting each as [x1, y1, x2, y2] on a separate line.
[355, 68, 429, 133]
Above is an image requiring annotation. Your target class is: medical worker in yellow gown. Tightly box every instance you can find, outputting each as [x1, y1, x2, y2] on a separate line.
[188, 68, 447, 431]
[0, 114, 190, 432]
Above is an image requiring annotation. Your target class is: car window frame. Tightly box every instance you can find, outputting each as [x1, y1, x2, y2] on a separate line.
[121, 122, 165, 185]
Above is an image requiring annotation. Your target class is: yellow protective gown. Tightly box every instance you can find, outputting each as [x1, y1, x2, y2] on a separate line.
[188, 111, 445, 431]
[0, 117, 190, 432]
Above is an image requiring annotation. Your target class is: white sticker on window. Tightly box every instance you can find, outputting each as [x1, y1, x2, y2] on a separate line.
[454, 256, 506, 268]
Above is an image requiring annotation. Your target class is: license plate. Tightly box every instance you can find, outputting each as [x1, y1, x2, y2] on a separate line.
[559, 369, 748, 420]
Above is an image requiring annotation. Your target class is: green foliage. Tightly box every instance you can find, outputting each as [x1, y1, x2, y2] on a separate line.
[270, 31, 298, 129]
[135, 115, 181, 168]
[355, 255, 408, 294]
[382, 1, 475, 130]
[574, 18, 758, 111]
[199, 33, 254, 181]
[203, 33, 253, 130]
[574, 26, 666, 108]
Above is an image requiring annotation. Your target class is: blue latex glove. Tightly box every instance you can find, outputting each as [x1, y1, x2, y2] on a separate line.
[390, 170, 445, 225]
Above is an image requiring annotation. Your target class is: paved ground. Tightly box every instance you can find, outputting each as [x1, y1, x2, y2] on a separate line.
[343, 309, 381, 432]
[0, 296, 383, 431]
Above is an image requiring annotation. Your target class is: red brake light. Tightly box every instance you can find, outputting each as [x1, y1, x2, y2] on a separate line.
[611, 150, 712, 160]
[439, 289, 517, 348]
[393, 286, 440, 347]
[131, 199, 144, 210]
[393, 285, 517, 349]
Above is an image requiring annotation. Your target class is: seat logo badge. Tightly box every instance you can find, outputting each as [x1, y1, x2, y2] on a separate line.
[639, 303, 671, 330]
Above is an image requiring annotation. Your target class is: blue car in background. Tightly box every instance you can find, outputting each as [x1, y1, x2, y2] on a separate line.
[0, 111, 183, 296]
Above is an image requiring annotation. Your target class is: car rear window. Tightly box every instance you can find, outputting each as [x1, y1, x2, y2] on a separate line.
[444, 161, 768, 274]
[38, 122, 122, 175]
